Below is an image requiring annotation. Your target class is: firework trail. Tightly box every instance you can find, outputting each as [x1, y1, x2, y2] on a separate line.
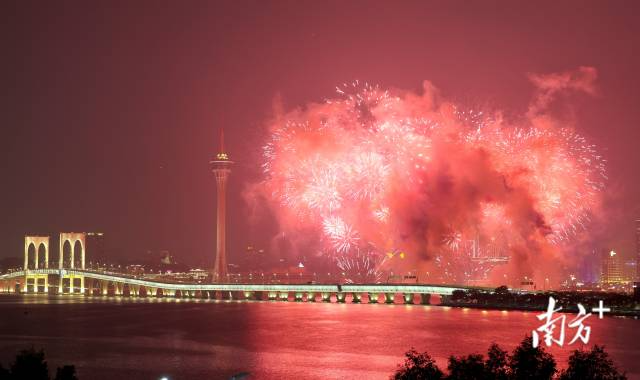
[336, 248, 386, 284]
[256, 69, 605, 285]
[323, 216, 360, 253]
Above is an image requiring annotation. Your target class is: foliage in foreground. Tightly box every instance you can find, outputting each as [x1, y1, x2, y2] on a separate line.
[392, 336, 626, 380]
[0, 348, 78, 380]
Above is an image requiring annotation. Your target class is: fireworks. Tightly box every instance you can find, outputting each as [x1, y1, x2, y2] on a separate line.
[259, 79, 606, 281]
[442, 230, 463, 252]
[336, 248, 386, 284]
[323, 216, 359, 254]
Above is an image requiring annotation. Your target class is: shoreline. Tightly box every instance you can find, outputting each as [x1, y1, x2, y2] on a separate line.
[2, 293, 639, 318]
[440, 301, 640, 318]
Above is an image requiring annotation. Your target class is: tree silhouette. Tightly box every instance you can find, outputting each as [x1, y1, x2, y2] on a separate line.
[54, 365, 78, 380]
[447, 353, 486, 380]
[391, 336, 578, 380]
[494, 286, 510, 295]
[485, 343, 509, 380]
[508, 336, 556, 380]
[9, 348, 49, 380]
[392, 348, 444, 380]
[0, 348, 78, 380]
[559, 345, 626, 380]
[0, 364, 10, 380]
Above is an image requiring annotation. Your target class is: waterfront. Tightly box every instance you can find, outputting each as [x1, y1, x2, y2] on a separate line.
[0, 295, 638, 379]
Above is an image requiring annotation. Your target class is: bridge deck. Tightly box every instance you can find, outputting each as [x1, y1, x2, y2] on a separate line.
[0, 269, 489, 295]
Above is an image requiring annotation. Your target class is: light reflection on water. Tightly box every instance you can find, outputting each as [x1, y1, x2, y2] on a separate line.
[0, 295, 638, 379]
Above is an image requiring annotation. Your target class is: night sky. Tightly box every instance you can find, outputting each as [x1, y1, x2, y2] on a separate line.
[2, 1, 639, 265]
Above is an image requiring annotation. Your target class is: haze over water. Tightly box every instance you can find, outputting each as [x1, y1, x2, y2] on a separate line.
[0, 295, 638, 379]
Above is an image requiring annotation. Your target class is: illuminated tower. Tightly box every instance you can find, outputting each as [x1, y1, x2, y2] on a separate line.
[210, 130, 233, 282]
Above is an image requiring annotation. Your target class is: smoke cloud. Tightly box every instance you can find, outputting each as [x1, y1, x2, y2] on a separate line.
[248, 69, 605, 287]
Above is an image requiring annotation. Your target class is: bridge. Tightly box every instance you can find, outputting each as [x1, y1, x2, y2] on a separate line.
[0, 233, 488, 304]
[0, 268, 482, 304]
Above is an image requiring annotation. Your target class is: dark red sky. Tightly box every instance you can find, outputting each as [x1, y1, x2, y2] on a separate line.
[1, 1, 639, 265]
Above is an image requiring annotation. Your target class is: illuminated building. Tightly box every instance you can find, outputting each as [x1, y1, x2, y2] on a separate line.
[623, 260, 637, 283]
[601, 250, 624, 284]
[210, 130, 233, 282]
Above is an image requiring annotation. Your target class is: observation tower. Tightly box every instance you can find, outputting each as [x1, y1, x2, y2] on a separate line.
[210, 130, 233, 282]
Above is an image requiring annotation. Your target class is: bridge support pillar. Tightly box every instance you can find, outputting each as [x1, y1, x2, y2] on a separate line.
[306, 292, 316, 302]
[351, 293, 361, 303]
[278, 292, 289, 301]
[80, 277, 85, 295]
[369, 293, 379, 304]
[404, 293, 414, 304]
[384, 293, 394, 304]
[294, 292, 303, 302]
[268, 292, 277, 301]
[321, 292, 331, 302]
[336, 293, 346, 303]
[420, 294, 431, 305]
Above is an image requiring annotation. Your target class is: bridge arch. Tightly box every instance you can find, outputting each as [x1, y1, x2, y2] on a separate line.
[59, 233, 86, 269]
[62, 240, 72, 268]
[73, 240, 83, 269]
[24, 236, 49, 270]
[37, 243, 47, 268]
[26, 243, 36, 270]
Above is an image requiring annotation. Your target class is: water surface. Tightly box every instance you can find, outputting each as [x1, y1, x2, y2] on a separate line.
[0, 295, 637, 379]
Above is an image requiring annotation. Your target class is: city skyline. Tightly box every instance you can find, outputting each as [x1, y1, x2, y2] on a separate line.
[2, 1, 640, 274]
[1, 3, 639, 379]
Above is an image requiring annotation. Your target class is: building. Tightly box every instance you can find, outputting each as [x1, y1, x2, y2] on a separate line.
[623, 260, 637, 283]
[601, 250, 624, 285]
[86, 232, 105, 267]
[578, 248, 601, 283]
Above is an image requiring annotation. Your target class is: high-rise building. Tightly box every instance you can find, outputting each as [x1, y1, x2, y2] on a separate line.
[601, 249, 624, 285]
[86, 232, 105, 267]
[210, 130, 233, 282]
[623, 260, 637, 283]
[580, 248, 601, 283]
